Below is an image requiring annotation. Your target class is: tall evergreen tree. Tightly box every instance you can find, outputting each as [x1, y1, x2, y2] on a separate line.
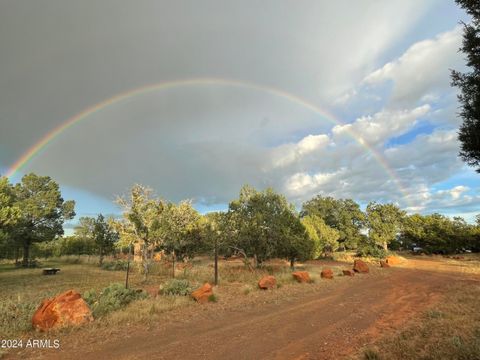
[13, 173, 75, 266]
[451, 0, 480, 172]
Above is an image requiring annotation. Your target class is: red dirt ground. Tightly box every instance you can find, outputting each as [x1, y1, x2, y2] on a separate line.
[6, 257, 479, 360]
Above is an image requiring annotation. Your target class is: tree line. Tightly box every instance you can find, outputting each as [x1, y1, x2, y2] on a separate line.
[1, 174, 479, 270]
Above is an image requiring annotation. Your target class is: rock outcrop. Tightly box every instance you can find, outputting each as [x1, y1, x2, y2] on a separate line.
[258, 276, 276, 290]
[342, 269, 355, 276]
[191, 283, 213, 304]
[32, 290, 93, 331]
[353, 259, 369, 273]
[321, 268, 334, 279]
[386, 256, 401, 266]
[292, 271, 311, 283]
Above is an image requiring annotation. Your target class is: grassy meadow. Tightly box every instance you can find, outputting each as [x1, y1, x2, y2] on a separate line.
[0, 254, 354, 340]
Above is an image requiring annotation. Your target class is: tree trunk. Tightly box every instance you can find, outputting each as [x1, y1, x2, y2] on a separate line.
[99, 246, 104, 266]
[253, 254, 258, 268]
[290, 258, 295, 270]
[172, 250, 176, 279]
[125, 244, 132, 289]
[22, 240, 30, 267]
[142, 244, 149, 282]
[383, 241, 388, 251]
[14, 246, 19, 265]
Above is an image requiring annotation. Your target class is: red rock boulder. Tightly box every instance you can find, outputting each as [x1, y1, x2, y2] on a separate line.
[321, 268, 334, 279]
[342, 269, 355, 276]
[292, 271, 311, 283]
[353, 259, 369, 273]
[258, 275, 276, 290]
[32, 290, 93, 331]
[191, 283, 213, 304]
[386, 256, 401, 266]
[380, 260, 390, 268]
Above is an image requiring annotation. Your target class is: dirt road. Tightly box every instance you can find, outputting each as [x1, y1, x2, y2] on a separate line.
[9, 258, 479, 360]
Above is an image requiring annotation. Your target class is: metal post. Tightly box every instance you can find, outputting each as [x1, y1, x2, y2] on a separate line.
[214, 237, 218, 285]
[125, 244, 132, 289]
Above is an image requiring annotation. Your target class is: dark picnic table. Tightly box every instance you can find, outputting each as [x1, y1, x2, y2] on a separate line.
[42, 268, 61, 275]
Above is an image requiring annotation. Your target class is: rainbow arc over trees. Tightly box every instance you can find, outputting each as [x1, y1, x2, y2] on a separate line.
[5, 77, 411, 205]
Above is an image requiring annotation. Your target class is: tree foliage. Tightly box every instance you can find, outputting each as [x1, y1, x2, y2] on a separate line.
[158, 200, 203, 261]
[112, 184, 165, 279]
[227, 185, 312, 267]
[302, 215, 340, 258]
[451, 0, 480, 172]
[75, 214, 118, 265]
[12, 173, 75, 266]
[366, 202, 406, 250]
[400, 213, 480, 253]
[301, 196, 365, 249]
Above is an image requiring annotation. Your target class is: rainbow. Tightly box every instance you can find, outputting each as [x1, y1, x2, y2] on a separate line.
[5, 77, 410, 203]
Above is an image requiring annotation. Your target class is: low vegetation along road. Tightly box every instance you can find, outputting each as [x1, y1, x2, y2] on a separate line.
[9, 257, 479, 360]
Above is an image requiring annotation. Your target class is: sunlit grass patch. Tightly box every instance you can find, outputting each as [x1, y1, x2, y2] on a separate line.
[358, 284, 480, 360]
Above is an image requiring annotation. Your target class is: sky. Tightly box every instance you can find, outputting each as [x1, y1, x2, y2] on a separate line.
[0, 0, 478, 228]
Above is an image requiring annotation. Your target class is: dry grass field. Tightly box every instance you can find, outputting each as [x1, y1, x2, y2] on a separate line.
[1, 253, 479, 360]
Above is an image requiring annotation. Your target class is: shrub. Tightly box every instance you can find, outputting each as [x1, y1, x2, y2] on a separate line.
[84, 283, 146, 318]
[101, 260, 129, 271]
[160, 279, 192, 296]
[356, 245, 388, 259]
[208, 294, 218, 303]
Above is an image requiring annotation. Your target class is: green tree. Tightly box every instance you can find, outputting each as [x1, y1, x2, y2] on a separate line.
[0, 177, 21, 259]
[400, 213, 427, 249]
[201, 211, 226, 284]
[0, 177, 20, 235]
[113, 184, 165, 280]
[451, 0, 480, 172]
[276, 212, 313, 269]
[400, 213, 476, 254]
[13, 173, 75, 267]
[301, 196, 365, 249]
[75, 214, 118, 265]
[302, 215, 340, 258]
[366, 202, 406, 250]
[228, 185, 312, 267]
[158, 200, 202, 264]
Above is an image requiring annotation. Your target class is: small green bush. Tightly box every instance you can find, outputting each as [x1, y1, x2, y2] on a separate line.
[160, 279, 192, 296]
[84, 283, 146, 318]
[208, 294, 218, 303]
[356, 245, 388, 259]
[101, 260, 129, 271]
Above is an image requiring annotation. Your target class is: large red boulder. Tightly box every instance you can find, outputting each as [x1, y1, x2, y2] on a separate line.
[191, 283, 213, 304]
[321, 268, 334, 279]
[386, 256, 401, 266]
[258, 275, 276, 290]
[353, 259, 369, 273]
[342, 269, 355, 276]
[292, 271, 311, 283]
[32, 290, 93, 331]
